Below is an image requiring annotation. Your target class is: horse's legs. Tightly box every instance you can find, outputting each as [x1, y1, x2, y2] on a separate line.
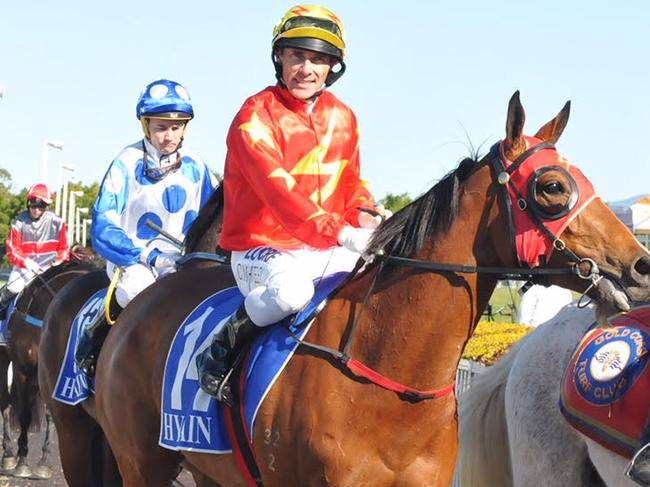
[12, 368, 39, 478]
[113, 448, 183, 487]
[189, 471, 224, 487]
[32, 408, 53, 479]
[52, 406, 112, 487]
[0, 348, 15, 470]
[1, 404, 16, 470]
[98, 435, 122, 487]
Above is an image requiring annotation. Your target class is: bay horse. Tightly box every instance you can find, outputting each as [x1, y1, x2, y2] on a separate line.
[92, 91, 650, 486]
[458, 303, 647, 487]
[1, 247, 100, 479]
[37, 186, 224, 487]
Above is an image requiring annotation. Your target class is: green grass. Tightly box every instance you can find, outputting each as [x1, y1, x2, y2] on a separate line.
[484, 285, 522, 323]
[485, 283, 581, 323]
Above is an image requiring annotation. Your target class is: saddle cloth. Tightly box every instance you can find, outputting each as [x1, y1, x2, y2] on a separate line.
[52, 288, 105, 404]
[0, 296, 17, 346]
[159, 271, 348, 454]
[560, 304, 650, 458]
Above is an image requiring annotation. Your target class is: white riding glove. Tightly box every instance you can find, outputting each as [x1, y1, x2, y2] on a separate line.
[337, 226, 375, 254]
[153, 251, 182, 272]
[23, 258, 42, 273]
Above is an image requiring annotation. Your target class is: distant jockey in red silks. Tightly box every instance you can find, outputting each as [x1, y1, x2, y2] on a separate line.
[0, 183, 70, 319]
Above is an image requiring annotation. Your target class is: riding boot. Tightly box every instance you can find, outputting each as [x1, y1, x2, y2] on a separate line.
[74, 300, 121, 378]
[625, 409, 650, 486]
[0, 287, 15, 321]
[196, 303, 261, 406]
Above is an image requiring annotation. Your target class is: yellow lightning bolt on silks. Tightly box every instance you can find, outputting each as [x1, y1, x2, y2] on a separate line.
[286, 107, 348, 205]
[268, 167, 296, 191]
[239, 112, 276, 150]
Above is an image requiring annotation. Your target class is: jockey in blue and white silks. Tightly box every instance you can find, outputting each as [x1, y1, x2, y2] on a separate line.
[76, 78, 218, 378]
[92, 138, 216, 307]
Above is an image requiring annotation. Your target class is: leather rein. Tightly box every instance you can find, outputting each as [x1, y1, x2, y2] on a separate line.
[288, 140, 607, 402]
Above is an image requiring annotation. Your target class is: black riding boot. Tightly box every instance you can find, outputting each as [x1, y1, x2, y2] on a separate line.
[196, 303, 260, 406]
[0, 287, 15, 321]
[626, 410, 650, 485]
[74, 301, 121, 378]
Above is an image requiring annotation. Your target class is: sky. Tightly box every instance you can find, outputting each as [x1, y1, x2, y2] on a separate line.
[1, 1, 648, 205]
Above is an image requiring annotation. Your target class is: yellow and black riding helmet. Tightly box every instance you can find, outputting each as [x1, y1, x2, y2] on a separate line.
[272, 5, 347, 87]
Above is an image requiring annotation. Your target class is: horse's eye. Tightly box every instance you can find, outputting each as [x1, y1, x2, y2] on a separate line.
[542, 181, 564, 195]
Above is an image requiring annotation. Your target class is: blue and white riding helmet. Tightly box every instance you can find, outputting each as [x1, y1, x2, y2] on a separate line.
[136, 79, 194, 138]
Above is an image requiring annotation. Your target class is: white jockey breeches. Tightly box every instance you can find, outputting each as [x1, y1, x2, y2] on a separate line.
[106, 262, 175, 308]
[6, 266, 38, 295]
[230, 245, 361, 327]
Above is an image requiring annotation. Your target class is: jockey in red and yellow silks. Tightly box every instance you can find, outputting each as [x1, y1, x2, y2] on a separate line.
[197, 5, 388, 406]
[220, 84, 373, 251]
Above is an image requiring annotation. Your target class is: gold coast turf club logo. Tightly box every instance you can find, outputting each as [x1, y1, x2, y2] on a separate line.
[574, 326, 650, 405]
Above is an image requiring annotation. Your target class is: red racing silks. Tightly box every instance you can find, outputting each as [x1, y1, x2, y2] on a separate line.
[6, 211, 69, 268]
[499, 136, 596, 268]
[220, 85, 373, 251]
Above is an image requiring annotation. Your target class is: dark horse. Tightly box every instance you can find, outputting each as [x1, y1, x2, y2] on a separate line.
[0, 246, 100, 479]
[92, 92, 650, 486]
[38, 187, 224, 487]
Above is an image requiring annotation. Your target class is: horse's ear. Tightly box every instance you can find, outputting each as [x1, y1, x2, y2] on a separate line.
[534, 100, 571, 144]
[504, 91, 526, 158]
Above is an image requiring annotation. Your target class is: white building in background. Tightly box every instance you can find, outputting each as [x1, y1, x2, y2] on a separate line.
[609, 194, 650, 248]
[517, 285, 573, 327]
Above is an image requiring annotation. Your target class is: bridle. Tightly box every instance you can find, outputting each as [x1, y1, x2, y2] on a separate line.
[286, 138, 609, 402]
[382, 139, 601, 285]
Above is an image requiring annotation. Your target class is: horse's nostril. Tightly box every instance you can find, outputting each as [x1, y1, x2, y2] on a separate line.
[634, 255, 650, 276]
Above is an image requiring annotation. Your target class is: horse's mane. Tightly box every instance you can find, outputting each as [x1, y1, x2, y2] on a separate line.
[24, 254, 100, 301]
[368, 157, 479, 257]
[183, 184, 224, 253]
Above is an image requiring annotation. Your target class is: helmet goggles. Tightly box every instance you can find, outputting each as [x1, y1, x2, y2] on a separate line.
[27, 198, 48, 209]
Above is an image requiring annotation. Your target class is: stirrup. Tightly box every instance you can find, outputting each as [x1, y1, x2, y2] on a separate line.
[75, 330, 100, 377]
[198, 347, 247, 407]
[625, 443, 650, 486]
[199, 364, 235, 405]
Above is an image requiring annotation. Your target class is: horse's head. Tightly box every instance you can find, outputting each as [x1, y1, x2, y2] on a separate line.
[497, 91, 650, 317]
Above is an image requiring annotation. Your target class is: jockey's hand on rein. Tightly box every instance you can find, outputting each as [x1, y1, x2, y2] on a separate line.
[152, 251, 182, 272]
[337, 226, 375, 254]
[24, 258, 42, 273]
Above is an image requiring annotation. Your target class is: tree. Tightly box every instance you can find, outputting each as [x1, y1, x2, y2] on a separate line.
[380, 193, 412, 213]
[0, 169, 27, 267]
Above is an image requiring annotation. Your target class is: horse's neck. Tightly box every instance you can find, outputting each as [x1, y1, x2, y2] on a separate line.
[22, 262, 91, 312]
[329, 170, 500, 388]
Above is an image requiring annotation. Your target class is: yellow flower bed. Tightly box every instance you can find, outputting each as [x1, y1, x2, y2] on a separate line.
[462, 321, 533, 364]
